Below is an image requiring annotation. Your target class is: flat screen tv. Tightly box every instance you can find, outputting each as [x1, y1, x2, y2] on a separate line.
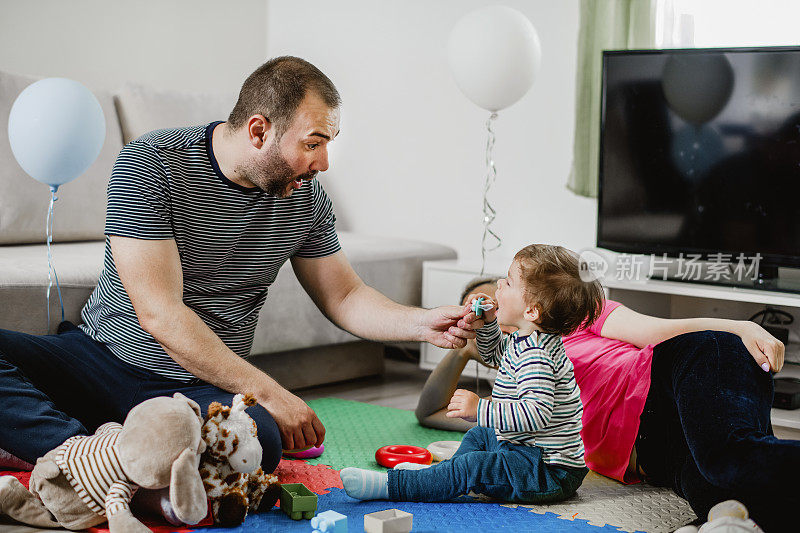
[598, 46, 800, 285]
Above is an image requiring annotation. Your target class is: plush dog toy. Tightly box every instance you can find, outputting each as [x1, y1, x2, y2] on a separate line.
[0, 393, 208, 532]
[199, 393, 280, 527]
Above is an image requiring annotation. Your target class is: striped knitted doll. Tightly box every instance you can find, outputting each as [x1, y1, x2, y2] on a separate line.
[0, 393, 208, 532]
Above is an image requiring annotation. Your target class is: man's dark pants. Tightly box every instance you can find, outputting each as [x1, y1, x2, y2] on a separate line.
[0, 322, 282, 472]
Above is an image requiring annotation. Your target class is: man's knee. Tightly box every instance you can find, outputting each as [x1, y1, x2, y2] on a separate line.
[248, 406, 282, 473]
[0, 330, 15, 363]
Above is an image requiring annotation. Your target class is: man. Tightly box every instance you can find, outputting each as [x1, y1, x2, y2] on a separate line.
[0, 57, 482, 476]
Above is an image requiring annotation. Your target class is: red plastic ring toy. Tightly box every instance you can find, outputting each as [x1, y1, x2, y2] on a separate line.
[375, 445, 432, 468]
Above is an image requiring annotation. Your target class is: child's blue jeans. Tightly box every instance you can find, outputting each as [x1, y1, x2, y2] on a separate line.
[388, 426, 587, 502]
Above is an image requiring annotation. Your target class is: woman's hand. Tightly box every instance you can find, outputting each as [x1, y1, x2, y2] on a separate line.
[735, 320, 785, 372]
[446, 389, 479, 422]
[463, 292, 497, 324]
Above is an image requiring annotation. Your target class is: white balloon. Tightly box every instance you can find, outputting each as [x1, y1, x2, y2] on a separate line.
[447, 6, 542, 112]
[662, 54, 734, 125]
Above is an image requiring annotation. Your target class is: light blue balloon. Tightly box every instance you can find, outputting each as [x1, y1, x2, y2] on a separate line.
[8, 78, 105, 192]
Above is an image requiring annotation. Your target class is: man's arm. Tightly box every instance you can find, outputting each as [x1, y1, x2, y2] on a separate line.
[290, 251, 483, 349]
[600, 304, 785, 371]
[110, 236, 324, 450]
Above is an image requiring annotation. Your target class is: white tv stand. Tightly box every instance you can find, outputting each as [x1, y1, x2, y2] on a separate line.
[604, 276, 800, 440]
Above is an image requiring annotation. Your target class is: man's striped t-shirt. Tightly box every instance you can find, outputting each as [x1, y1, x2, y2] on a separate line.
[476, 320, 586, 468]
[79, 122, 341, 381]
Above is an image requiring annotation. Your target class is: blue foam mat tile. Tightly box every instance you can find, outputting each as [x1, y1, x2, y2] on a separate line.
[204, 488, 626, 533]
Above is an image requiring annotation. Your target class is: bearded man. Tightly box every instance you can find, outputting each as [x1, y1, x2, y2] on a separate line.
[0, 57, 483, 476]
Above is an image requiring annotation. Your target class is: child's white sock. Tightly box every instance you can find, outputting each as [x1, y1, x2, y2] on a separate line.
[394, 461, 432, 471]
[340, 467, 389, 500]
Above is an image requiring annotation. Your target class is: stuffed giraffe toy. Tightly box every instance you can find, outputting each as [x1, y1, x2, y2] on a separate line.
[199, 393, 280, 527]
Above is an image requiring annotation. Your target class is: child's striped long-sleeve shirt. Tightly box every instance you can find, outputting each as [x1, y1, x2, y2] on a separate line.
[476, 320, 585, 468]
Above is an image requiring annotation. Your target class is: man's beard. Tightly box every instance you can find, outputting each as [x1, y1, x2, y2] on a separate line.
[241, 142, 317, 198]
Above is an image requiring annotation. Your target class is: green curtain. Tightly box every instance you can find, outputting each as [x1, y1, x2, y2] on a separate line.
[567, 0, 660, 197]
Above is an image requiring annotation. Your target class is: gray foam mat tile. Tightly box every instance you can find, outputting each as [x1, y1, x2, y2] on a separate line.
[501, 471, 697, 533]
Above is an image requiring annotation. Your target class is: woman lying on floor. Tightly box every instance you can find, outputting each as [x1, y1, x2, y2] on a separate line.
[416, 278, 798, 532]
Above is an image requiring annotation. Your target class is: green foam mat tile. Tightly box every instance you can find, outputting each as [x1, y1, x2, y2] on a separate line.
[303, 398, 465, 471]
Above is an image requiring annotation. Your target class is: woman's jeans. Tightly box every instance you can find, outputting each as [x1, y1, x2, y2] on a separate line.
[388, 426, 587, 503]
[0, 322, 282, 472]
[636, 330, 800, 531]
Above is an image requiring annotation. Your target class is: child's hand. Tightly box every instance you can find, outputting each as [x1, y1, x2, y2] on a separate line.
[446, 389, 479, 422]
[463, 292, 497, 324]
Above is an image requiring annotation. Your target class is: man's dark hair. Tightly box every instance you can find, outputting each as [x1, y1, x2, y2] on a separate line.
[227, 56, 341, 139]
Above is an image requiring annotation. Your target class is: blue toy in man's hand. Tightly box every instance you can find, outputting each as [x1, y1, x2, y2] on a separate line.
[471, 297, 494, 317]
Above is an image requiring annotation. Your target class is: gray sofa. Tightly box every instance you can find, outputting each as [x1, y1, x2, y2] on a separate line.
[0, 69, 456, 389]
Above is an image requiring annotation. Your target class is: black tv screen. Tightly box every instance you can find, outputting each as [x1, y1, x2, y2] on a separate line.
[598, 47, 800, 268]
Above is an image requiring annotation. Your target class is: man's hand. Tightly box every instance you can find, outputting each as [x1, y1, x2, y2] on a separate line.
[462, 291, 498, 324]
[419, 306, 485, 349]
[446, 389, 479, 422]
[736, 320, 785, 372]
[260, 389, 326, 451]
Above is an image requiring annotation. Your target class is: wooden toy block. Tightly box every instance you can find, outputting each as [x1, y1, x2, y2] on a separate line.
[279, 483, 318, 520]
[363, 508, 413, 533]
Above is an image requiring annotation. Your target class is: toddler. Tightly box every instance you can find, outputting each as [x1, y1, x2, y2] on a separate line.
[341, 244, 604, 503]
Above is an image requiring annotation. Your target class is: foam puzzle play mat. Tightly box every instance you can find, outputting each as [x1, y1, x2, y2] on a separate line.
[1, 398, 698, 532]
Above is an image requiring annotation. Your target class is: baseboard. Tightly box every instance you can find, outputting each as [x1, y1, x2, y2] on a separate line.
[247, 341, 385, 391]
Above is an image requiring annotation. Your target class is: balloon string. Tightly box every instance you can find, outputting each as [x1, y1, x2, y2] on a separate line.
[46, 187, 64, 332]
[481, 112, 501, 276]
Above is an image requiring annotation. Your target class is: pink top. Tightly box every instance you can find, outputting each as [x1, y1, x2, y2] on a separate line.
[562, 300, 654, 483]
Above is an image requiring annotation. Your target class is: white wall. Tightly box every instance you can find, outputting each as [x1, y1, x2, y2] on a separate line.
[0, 0, 597, 264]
[0, 0, 268, 94]
[266, 0, 597, 265]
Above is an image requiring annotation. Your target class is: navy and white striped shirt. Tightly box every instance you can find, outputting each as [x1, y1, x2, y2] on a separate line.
[476, 320, 585, 468]
[79, 122, 340, 381]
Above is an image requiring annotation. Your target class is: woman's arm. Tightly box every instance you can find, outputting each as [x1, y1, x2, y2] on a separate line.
[600, 304, 785, 371]
[415, 348, 479, 432]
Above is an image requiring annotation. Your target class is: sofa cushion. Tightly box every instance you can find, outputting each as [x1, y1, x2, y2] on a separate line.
[114, 83, 237, 144]
[0, 70, 124, 244]
[0, 234, 457, 352]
